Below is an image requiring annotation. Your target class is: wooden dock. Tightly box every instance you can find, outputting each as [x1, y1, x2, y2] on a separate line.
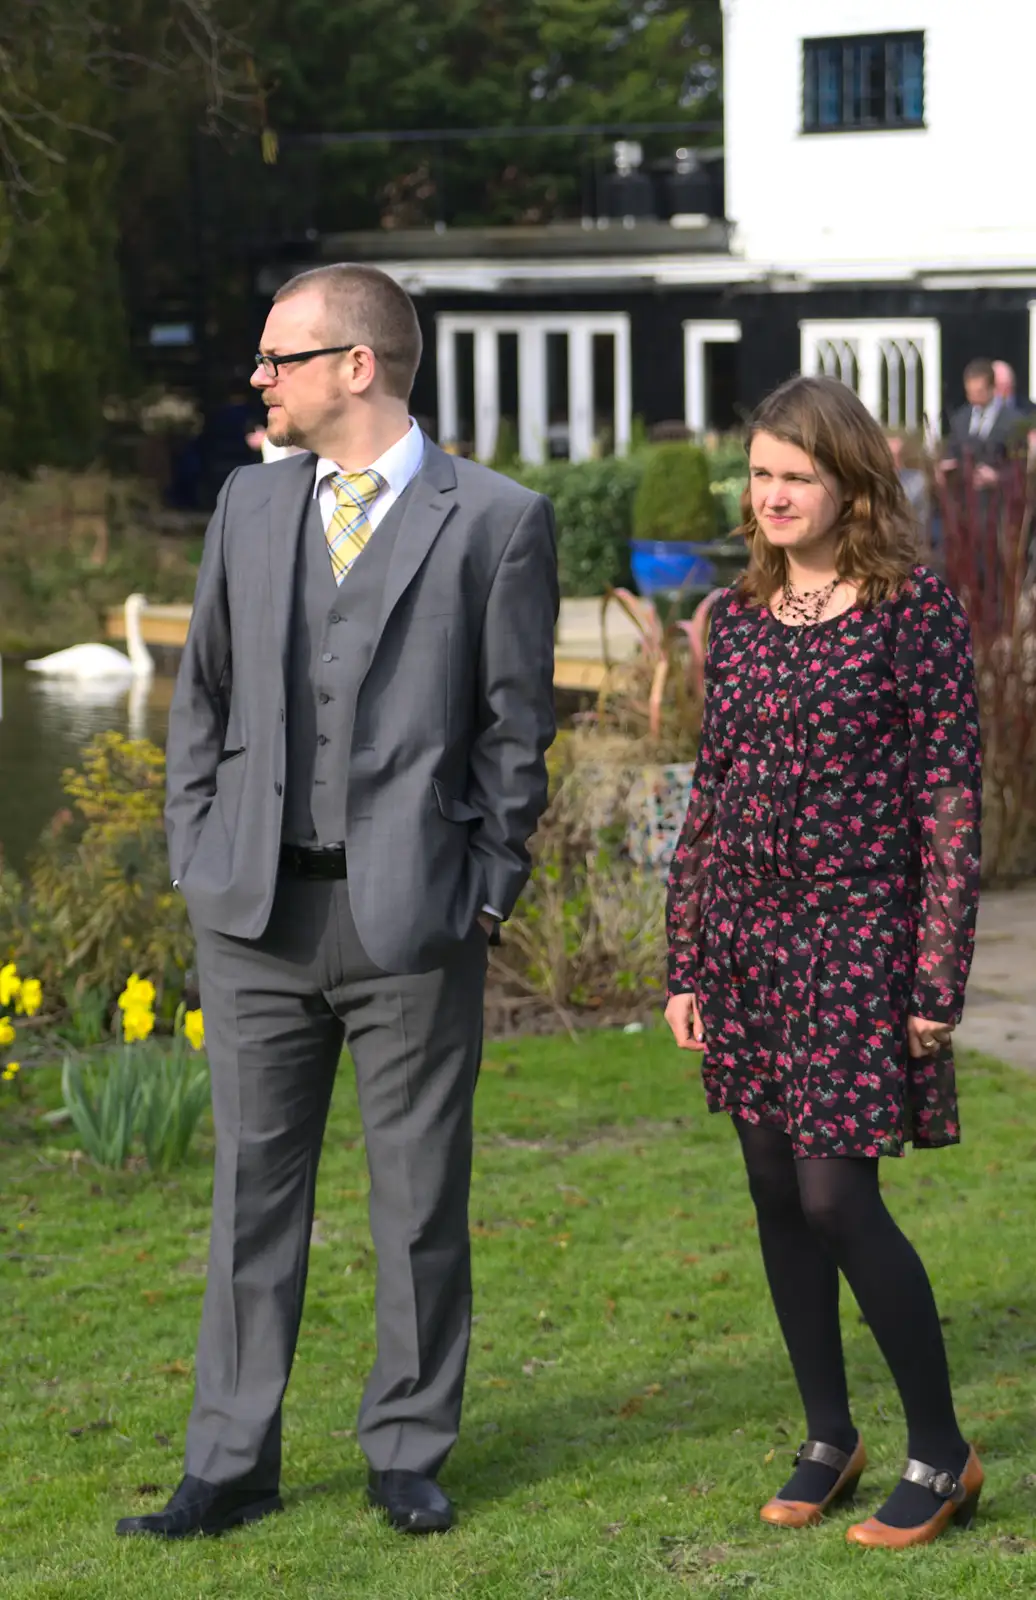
[105, 597, 643, 692]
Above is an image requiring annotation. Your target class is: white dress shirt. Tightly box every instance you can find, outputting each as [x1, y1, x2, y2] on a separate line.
[313, 419, 425, 532]
[969, 397, 1002, 439]
[312, 423, 499, 925]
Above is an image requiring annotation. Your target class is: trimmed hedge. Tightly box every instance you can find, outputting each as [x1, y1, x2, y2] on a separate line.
[508, 457, 640, 597]
[632, 443, 717, 543]
[508, 442, 747, 597]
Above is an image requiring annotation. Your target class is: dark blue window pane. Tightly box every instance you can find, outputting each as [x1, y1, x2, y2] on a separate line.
[902, 39, 924, 121]
[844, 45, 862, 124]
[818, 46, 841, 126]
[864, 44, 885, 121]
[804, 48, 818, 128]
[804, 33, 924, 132]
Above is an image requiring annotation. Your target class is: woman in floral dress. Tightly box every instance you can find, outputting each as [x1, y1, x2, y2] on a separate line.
[665, 376, 983, 1550]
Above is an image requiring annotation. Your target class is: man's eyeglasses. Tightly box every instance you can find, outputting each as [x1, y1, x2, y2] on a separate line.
[253, 345, 359, 379]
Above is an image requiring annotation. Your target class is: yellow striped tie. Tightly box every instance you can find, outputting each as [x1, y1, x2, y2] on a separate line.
[325, 468, 385, 583]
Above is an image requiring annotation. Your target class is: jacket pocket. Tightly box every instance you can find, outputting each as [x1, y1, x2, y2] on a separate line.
[217, 746, 246, 765]
[432, 778, 481, 825]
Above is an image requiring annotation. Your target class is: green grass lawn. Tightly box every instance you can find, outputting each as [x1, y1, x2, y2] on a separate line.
[2, 1029, 1035, 1598]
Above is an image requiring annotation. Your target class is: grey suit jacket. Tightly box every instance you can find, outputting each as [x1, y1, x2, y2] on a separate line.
[165, 438, 559, 971]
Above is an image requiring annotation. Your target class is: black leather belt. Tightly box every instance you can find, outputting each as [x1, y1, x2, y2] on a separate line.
[279, 842, 348, 880]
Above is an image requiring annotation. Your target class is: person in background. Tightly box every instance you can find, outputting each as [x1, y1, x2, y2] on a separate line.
[887, 434, 928, 520]
[992, 360, 1017, 406]
[940, 358, 1019, 488]
[665, 376, 984, 1551]
[993, 359, 1036, 465]
[245, 421, 304, 463]
[887, 433, 939, 569]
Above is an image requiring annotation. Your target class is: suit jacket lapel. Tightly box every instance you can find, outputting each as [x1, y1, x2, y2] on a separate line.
[373, 437, 458, 641]
[266, 452, 317, 686]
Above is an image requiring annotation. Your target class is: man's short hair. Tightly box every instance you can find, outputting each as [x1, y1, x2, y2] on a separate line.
[273, 264, 423, 401]
[963, 358, 995, 386]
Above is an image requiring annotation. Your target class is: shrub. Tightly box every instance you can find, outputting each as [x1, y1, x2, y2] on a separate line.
[508, 456, 641, 596]
[632, 443, 719, 543]
[596, 589, 707, 760]
[489, 416, 520, 470]
[703, 435, 749, 482]
[503, 442, 747, 595]
[935, 460, 1036, 881]
[0, 733, 192, 1007]
[499, 842, 665, 1015]
[494, 732, 668, 1016]
[0, 469, 200, 656]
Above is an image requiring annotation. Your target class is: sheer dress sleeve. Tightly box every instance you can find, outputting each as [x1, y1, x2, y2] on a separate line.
[666, 596, 734, 997]
[893, 572, 983, 1023]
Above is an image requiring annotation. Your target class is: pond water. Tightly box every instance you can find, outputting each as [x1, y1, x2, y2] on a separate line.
[0, 665, 589, 879]
[0, 664, 176, 875]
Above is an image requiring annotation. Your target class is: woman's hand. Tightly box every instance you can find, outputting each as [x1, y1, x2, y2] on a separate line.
[665, 992, 706, 1051]
[906, 1015, 954, 1059]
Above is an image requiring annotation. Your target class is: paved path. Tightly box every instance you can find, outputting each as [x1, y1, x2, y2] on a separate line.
[956, 885, 1036, 1071]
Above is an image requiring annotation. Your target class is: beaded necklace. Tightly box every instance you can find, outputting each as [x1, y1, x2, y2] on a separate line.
[776, 575, 839, 627]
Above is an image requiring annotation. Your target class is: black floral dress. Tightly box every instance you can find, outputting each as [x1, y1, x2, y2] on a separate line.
[666, 567, 982, 1158]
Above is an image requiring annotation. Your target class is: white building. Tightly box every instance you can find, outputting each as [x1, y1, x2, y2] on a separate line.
[725, 0, 1036, 272]
[259, 0, 1036, 458]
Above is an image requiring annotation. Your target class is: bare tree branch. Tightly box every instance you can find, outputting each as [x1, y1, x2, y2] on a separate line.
[0, 0, 263, 210]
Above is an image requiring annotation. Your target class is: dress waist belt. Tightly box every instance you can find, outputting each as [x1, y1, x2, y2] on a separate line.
[711, 867, 913, 914]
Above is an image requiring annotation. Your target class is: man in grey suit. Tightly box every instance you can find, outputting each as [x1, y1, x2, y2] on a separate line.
[117, 264, 557, 1540]
[940, 356, 1025, 483]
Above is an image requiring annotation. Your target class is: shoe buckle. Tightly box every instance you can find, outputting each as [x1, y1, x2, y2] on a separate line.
[903, 1457, 962, 1501]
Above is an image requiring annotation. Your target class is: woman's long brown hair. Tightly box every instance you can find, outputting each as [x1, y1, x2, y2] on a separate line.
[735, 375, 920, 609]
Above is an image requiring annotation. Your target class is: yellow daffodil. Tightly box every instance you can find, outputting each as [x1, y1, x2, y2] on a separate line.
[0, 1018, 15, 1048]
[118, 973, 156, 1013]
[16, 977, 42, 1017]
[0, 963, 21, 1008]
[183, 1009, 205, 1052]
[122, 1005, 155, 1044]
[2, 1062, 19, 1082]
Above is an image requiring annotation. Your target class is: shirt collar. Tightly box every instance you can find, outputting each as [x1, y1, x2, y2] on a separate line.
[313, 420, 424, 499]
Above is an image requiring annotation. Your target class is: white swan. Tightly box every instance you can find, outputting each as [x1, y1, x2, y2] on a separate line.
[26, 593, 154, 681]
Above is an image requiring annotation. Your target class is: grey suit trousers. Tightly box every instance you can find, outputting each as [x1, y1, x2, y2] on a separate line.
[184, 872, 487, 1489]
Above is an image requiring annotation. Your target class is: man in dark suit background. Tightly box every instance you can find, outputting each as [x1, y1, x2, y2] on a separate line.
[940, 357, 1024, 487]
[116, 264, 558, 1541]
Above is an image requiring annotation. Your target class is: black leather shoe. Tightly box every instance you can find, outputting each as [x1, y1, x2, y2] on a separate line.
[367, 1470, 454, 1534]
[115, 1475, 283, 1539]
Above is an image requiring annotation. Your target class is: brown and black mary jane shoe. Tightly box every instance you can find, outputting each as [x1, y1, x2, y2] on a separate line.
[846, 1447, 983, 1549]
[760, 1435, 868, 1529]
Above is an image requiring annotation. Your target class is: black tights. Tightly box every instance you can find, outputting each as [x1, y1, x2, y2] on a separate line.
[736, 1119, 968, 1523]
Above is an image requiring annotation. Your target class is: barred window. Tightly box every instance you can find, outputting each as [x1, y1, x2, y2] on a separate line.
[803, 33, 924, 134]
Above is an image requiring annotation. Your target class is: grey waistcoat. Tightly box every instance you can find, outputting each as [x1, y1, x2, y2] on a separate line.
[282, 487, 411, 845]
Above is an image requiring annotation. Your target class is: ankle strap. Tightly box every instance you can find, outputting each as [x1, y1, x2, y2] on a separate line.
[794, 1438, 853, 1472]
[901, 1458, 966, 1502]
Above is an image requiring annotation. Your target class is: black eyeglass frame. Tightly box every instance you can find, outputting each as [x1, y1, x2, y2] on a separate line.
[253, 344, 360, 378]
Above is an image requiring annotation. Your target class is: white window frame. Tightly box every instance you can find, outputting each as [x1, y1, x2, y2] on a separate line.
[1028, 301, 1036, 403]
[435, 312, 632, 465]
[799, 318, 941, 436]
[683, 319, 741, 434]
